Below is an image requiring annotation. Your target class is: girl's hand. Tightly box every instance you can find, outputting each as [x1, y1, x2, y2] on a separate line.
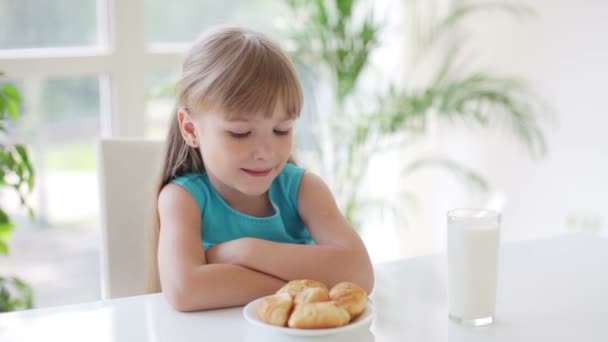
[205, 238, 251, 265]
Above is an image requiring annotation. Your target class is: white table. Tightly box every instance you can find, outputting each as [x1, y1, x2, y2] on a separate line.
[1, 233, 607, 341]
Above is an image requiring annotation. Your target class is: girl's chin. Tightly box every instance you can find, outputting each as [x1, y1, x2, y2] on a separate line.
[237, 186, 271, 197]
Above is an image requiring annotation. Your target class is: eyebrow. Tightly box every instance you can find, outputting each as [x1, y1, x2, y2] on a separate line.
[225, 117, 293, 123]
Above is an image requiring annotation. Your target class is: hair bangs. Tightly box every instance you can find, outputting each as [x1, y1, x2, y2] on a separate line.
[186, 31, 302, 120]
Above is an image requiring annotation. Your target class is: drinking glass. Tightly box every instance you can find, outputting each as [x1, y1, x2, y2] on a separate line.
[447, 208, 501, 326]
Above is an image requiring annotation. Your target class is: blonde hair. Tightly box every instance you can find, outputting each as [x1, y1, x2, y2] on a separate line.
[146, 26, 303, 293]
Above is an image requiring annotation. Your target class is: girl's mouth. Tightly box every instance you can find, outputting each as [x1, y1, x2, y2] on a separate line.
[241, 168, 272, 177]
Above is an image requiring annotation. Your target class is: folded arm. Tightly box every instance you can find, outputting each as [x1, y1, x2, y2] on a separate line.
[206, 172, 374, 294]
[157, 184, 286, 312]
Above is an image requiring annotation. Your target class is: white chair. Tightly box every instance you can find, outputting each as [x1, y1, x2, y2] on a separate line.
[98, 138, 164, 299]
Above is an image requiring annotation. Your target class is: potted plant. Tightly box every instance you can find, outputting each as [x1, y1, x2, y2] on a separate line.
[0, 71, 35, 312]
[283, 0, 550, 231]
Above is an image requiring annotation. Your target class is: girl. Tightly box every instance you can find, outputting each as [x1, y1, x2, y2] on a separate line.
[148, 26, 374, 312]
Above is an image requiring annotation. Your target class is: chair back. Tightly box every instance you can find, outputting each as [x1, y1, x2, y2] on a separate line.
[98, 138, 164, 299]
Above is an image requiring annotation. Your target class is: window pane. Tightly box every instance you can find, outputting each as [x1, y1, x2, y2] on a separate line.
[0, 76, 101, 308]
[146, 71, 178, 139]
[40, 78, 100, 125]
[0, 0, 99, 49]
[145, 0, 285, 44]
[15, 76, 101, 224]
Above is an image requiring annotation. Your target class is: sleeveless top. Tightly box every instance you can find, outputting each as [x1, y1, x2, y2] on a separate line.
[171, 163, 315, 250]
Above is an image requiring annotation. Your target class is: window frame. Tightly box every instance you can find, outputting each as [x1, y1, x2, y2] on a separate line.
[0, 0, 184, 137]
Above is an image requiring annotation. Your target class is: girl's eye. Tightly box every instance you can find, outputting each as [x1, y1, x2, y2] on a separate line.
[273, 129, 291, 136]
[229, 131, 251, 138]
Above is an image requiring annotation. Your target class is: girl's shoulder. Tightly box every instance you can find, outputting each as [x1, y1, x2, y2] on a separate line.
[165, 172, 210, 213]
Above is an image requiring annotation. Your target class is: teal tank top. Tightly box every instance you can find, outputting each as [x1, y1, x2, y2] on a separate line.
[171, 163, 315, 250]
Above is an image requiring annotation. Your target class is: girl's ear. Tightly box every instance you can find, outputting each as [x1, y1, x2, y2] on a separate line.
[177, 108, 200, 147]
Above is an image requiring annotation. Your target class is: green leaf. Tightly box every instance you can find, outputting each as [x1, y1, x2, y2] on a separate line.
[14, 145, 34, 191]
[0, 96, 6, 114]
[0, 209, 9, 223]
[335, 0, 354, 19]
[0, 241, 8, 255]
[361, 17, 378, 46]
[14, 145, 29, 164]
[0, 150, 8, 162]
[2, 84, 22, 104]
[314, 0, 328, 26]
[0, 285, 10, 308]
[0, 277, 34, 311]
[0, 221, 15, 239]
[7, 100, 19, 121]
[13, 277, 34, 308]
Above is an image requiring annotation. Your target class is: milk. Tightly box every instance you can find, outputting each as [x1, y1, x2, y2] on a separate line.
[447, 212, 500, 325]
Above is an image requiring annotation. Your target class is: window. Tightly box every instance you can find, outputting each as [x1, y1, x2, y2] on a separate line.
[0, 0, 288, 308]
[0, 0, 102, 49]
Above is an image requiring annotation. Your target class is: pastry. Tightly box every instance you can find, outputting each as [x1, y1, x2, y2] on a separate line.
[257, 293, 293, 327]
[276, 279, 328, 298]
[288, 301, 351, 329]
[329, 282, 368, 319]
[257, 279, 368, 329]
[294, 287, 330, 305]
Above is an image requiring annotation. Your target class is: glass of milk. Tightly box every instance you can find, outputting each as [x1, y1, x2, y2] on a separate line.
[447, 208, 500, 326]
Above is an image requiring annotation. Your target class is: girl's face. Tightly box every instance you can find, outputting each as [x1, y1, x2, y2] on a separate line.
[193, 104, 295, 198]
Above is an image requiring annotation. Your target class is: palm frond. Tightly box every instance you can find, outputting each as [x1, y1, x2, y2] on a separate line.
[433, 73, 551, 157]
[403, 156, 490, 193]
[441, 2, 535, 29]
[422, 1, 536, 52]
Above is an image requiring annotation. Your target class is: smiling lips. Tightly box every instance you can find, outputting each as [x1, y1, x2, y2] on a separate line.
[242, 168, 273, 177]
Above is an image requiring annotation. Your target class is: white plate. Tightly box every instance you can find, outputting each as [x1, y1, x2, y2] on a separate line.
[242, 296, 374, 337]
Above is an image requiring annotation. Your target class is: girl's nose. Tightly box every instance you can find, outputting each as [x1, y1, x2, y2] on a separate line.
[252, 136, 274, 160]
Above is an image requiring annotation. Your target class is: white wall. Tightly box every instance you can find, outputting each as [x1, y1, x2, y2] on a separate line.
[426, 0, 608, 253]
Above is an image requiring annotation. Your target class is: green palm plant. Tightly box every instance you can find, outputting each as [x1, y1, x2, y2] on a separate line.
[284, 0, 550, 230]
[0, 71, 35, 312]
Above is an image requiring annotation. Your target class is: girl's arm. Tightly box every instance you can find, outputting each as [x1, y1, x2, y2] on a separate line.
[206, 172, 374, 294]
[157, 184, 286, 312]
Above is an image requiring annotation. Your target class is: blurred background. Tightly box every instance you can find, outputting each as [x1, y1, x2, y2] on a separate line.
[0, 0, 606, 310]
